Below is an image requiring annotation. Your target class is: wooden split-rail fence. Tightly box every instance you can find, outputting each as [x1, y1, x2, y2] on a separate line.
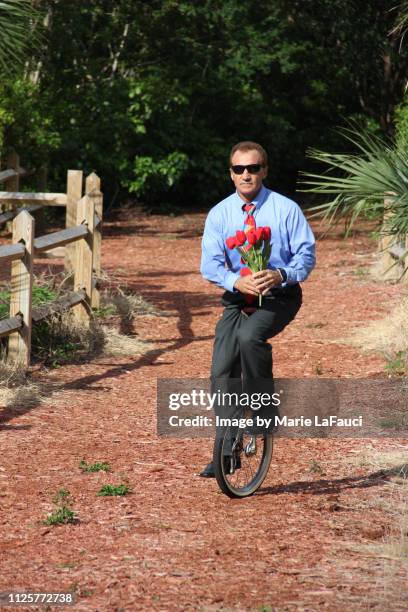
[0, 153, 103, 367]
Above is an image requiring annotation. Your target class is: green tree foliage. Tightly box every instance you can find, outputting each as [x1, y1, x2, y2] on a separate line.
[299, 1, 408, 240]
[1, 0, 407, 207]
[395, 99, 408, 149]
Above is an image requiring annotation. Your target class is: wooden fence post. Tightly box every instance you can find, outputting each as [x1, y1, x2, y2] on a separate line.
[5, 152, 20, 192]
[378, 192, 408, 280]
[72, 195, 95, 324]
[379, 196, 395, 279]
[34, 165, 48, 235]
[8, 210, 34, 367]
[85, 173, 103, 308]
[3, 152, 20, 228]
[65, 170, 83, 273]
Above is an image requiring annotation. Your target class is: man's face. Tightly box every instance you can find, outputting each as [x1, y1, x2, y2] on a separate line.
[230, 149, 267, 202]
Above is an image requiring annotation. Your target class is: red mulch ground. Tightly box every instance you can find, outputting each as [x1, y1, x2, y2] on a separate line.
[0, 210, 407, 611]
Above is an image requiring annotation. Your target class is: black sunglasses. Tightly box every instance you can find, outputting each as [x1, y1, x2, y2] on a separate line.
[231, 164, 263, 174]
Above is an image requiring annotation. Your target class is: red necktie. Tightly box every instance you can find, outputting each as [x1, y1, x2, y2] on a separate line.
[241, 203, 256, 304]
[243, 203, 256, 241]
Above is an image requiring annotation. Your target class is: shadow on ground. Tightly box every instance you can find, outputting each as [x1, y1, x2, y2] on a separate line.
[0, 283, 217, 428]
[257, 464, 408, 496]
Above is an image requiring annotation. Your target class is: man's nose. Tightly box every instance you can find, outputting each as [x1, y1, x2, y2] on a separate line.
[242, 168, 251, 178]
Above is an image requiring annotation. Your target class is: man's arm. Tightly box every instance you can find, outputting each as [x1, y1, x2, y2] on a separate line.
[279, 203, 315, 283]
[200, 210, 240, 292]
[254, 203, 316, 294]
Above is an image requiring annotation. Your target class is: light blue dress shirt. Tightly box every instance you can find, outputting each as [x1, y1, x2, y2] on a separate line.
[200, 185, 316, 292]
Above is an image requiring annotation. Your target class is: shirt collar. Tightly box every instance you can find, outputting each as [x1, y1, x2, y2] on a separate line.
[236, 184, 268, 212]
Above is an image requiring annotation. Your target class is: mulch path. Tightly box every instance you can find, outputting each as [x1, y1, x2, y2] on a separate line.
[0, 209, 407, 611]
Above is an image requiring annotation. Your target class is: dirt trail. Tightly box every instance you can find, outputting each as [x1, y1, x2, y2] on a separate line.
[0, 210, 407, 611]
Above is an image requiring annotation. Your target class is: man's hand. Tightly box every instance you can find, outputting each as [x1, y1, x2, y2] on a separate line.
[253, 269, 282, 295]
[233, 274, 260, 296]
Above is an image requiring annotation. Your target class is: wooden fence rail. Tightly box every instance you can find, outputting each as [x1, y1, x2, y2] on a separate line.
[0, 316, 22, 339]
[0, 192, 68, 206]
[0, 152, 27, 186]
[0, 154, 103, 367]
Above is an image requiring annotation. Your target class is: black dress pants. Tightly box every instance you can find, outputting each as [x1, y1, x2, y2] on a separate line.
[210, 284, 302, 435]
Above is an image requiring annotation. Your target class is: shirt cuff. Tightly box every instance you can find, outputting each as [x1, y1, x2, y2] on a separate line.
[281, 267, 295, 284]
[277, 268, 288, 283]
[224, 271, 240, 292]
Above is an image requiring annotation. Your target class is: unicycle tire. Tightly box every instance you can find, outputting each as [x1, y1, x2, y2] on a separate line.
[213, 429, 273, 498]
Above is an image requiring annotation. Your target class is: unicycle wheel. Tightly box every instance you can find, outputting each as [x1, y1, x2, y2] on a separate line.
[213, 429, 273, 498]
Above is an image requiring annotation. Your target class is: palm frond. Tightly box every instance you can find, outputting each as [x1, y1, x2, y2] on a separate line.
[299, 123, 408, 238]
[390, 1, 408, 41]
[0, 1, 42, 71]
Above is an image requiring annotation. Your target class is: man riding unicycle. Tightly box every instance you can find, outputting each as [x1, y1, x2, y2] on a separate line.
[199, 141, 316, 494]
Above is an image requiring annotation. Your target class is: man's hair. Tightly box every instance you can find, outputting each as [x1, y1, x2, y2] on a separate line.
[229, 141, 268, 167]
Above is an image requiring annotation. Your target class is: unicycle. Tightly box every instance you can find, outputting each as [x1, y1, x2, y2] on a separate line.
[212, 423, 273, 498]
[212, 306, 275, 497]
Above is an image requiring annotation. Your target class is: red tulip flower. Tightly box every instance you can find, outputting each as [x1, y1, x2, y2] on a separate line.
[255, 227, 264, 243]
[262, 226, 271, 241]
[246, 229, 257, 246]
[240, 267, 252, 276]
[235, 230, 246, 246]
[226, 236, 237, 249]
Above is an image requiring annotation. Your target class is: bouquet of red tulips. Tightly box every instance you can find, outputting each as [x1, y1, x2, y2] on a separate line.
[226, 227, 272, 306]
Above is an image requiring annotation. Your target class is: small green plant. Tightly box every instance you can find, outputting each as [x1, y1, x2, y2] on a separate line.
[32, 285, 58, 306]
[1, 285, 58, 358]
[0, 289, 9, 320]
[43, 489, 78, 525]
[379, 414, 408, 430]
[309, 459, 324, 474]
[0, 285, 57, 322]
[92, 305, 117, 318]
[79, 460, 111, 473]
[41, 338, 83, 368]
[57, 561, 76, 569]
[44, 506, 77, 526]
[97, 483, 130, 496]
[0, 280, 80, 365]
[385, 351, 407, 376]
[352, 266, 368, 278]
[53, 488, 70, 503]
